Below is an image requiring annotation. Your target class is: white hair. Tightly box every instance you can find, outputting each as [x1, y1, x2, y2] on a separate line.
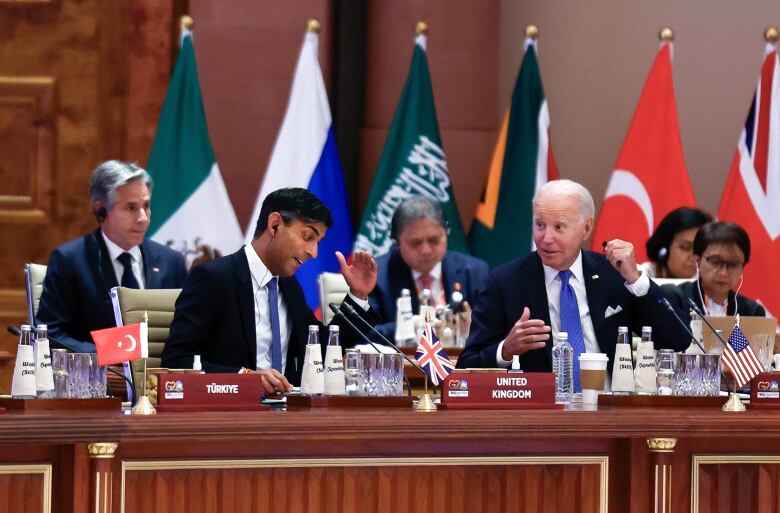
[533, 179, 595, 220]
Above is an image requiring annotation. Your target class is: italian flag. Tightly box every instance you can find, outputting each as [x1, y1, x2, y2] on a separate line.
[147, 29, 242, 257]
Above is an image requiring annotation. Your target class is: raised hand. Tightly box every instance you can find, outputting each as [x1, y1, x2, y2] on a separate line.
[336, 250, 377, 300]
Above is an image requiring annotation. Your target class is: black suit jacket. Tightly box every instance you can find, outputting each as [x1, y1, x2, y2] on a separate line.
[369, 248, 489, 340]
[457, 250, 690, 374]
[161, 248, 379, 386]
[661, 279, 767, 322]
[35, 229, 187, 352]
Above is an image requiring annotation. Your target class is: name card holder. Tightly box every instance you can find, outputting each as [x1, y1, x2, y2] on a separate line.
[750, 372, 780, 409]
[156, 373, 269, 412]
[440, 371, 561, 410]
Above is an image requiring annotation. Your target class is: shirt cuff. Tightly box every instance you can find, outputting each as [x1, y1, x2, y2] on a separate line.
[624, 271, 650, 297]
[495, 340, 512, 368]
[348, 292, 370, 311]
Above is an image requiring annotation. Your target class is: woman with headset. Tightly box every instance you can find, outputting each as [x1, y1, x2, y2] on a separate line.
[662, 221, 766, 320]
[643, 207, 713, 279]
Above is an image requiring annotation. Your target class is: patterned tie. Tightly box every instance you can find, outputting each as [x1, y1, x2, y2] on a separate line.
[117, 252, 140, 289]
[559, 270, 586, 392]
[267, 277, 283, 372]
[418, 273, 433, 291]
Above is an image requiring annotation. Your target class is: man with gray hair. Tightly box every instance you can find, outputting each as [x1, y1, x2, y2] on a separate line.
[457, 179, 689, 381]
[369, 196, 489, 340]
[36, 160, 187, 351]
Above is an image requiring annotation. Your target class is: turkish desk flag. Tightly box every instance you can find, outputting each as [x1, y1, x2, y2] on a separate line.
[717, 43, 780, 318]
[91, 322, 148, 366]
[592, 42, 696, 262]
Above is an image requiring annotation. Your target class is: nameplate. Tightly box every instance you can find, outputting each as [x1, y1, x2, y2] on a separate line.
[155, 373, 269, 412]
[750, 372, 780, 409]
[440, 371, 560, 409]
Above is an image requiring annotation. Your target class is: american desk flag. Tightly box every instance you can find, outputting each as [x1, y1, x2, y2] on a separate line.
[721, 324, 763, 388]
[415, 323, 455, 386]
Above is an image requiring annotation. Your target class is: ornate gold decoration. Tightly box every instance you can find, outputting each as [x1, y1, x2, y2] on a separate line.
[647, 438, 677, 452]
[765, 27, 779, 43]
[526, 25, 539, 39]
[180, 15, 194, 31]
[659, 27, 674, 42]
[307, 18, 320, 33]
[416, 21, 428, 35]
[88, 442, 118, 459]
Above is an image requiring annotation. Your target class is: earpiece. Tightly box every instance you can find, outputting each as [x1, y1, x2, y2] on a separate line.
[95, 206, 107, 223]
[272, 225, 279, 236]
[656, 246, 668, 265]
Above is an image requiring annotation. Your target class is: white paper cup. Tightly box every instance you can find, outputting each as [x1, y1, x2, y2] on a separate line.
[579, 353, 609, 404]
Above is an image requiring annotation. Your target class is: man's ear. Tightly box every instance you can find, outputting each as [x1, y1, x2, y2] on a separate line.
[266, 212, 284, 234]
[582, 216, 594, 239]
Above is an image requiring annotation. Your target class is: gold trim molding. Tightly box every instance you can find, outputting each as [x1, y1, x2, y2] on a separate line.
[0, 464, 52, 513]
[691, 454, 780, 513]
[88, 442, 119, 458]
[647, 437, 677, 452]
[121, 455, 608, 513]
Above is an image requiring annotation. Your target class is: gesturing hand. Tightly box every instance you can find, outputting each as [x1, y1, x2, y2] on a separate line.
[501, 307, 550, 361]
[337, 250, 377, 300]
[604, 239, 641, 284]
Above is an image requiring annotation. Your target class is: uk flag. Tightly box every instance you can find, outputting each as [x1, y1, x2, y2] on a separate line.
[415, 323, 455, 386]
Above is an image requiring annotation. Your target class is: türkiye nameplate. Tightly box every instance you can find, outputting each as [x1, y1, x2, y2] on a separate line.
[440, 371, 560, 409]
[155, 373, 269, 412]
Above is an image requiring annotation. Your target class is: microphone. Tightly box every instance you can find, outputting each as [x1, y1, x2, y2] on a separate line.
[658, 298, 707, 354]
[685, 297, 732, 350]
[327, 303, 414, 396]
[333, 301, 438, 390]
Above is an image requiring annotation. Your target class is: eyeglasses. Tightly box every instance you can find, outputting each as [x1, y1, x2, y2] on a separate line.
[703, 255, 744, 273]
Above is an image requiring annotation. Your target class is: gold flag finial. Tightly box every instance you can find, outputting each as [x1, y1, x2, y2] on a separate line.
[526, 25, 539, 39]
[307, 18, 321, 33]
[180, 15, 194, 31]
[765, 27, 779, 44]
[143, 310, 149, 323]
[416, 21, 428, 35]
[659, 27, 674, 42]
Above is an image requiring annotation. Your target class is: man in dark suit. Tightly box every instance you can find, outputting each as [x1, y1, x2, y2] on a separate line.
[36, 160, 187, 352]
[162, 188, 378, 394]
[457, 179, 689, 381]
[369, 196, 489, 340]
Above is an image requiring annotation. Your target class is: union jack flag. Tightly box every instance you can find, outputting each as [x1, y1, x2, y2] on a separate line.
[721, 324, 764, 388]
[415, 322, 455, 386]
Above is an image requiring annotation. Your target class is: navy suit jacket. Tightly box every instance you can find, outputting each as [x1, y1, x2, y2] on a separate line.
[457, 250, 690, 374]
[161, 248, 379, 387]
[368, 248, 490, 340]
[35, 229, 187, 352]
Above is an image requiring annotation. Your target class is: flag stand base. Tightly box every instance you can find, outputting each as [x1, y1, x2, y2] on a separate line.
[415, 393, 437, 412]
[132, 395, 157, 415]
[721, 392, 746, 412]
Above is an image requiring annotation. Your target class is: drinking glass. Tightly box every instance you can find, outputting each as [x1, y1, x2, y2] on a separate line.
[360, 353, 381, 397]
[87, 354, 107, 398]
[754, 334, 774, 372]
[700, 354, 721, 396]
[381, 353, 404, 396]
[51, 349, 69, 399]
[344, 349, 363, 396]
[673, 353, 696, 396]
[66, 353, 91, 399]
[656, 349, 676, 395]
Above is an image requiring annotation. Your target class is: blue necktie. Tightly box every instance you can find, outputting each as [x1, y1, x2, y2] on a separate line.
[559, 270, 586, 392]
[117, 252, 140, 289]
[267, 277, 283, 372]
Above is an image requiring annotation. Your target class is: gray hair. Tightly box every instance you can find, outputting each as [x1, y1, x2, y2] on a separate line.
[390, 196, 448, 240]
[533, 179, 595, 221]
[89, 160, 153, 209]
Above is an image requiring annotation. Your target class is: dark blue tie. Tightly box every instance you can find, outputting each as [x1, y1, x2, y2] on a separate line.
[117, 252, 140, 289]
[559, 270, 586, 391]
[267, 277, 283, 372]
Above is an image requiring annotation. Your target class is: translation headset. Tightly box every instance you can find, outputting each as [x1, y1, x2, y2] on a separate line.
[656, 246, 669, 265]
[95, 206, 107, 223]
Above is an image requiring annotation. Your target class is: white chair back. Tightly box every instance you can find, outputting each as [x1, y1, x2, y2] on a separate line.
[318, 272, 349, 323]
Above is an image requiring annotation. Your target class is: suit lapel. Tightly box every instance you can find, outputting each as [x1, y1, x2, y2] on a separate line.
[582, 252, 609, 350]
[87, 229, 118, 292]
[234, 251, 257, 367]
[526, 254, 553, 365]
[441, 253, 458, 302]
[139, 242, 158, 288]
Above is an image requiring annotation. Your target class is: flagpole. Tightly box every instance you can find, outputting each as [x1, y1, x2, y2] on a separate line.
[132, 311, 157, 415]
[415, 312, 438, 412]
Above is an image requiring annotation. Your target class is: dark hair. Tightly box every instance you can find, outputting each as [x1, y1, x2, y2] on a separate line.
[253, 188, 333, 238]
[693, 221, 751, 263]
[390, 196, 448, 241]
[646, 207, 713, 264]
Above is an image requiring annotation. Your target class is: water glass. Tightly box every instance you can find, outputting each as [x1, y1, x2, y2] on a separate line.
[699, 354, 721, 396]
[344, 349, 363, 396]
[360, 353, 382, 397]
[754, 334, 774, 371]
[381, 353, 404, 396]
[87, 354, 107, 398]
[66, 353, 91, 399]
[673, 353, 696, 396]
[51, 349, 69, 399]
[656, 349, 675, 395]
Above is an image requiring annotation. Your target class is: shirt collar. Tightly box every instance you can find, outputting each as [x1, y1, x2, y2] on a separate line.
[411, 261, 442, 282]
[102, 230, 142, 264]
[244, 244, 275, 288]
[542, 250, 584, 287]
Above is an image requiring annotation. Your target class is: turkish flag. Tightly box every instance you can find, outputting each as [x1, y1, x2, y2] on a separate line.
[591, 42, 696, 262]
[718, 44, 780, 318]
[91, 322, 148, 366]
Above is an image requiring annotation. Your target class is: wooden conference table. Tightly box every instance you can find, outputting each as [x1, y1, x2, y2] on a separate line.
[1, 402, 779, 513]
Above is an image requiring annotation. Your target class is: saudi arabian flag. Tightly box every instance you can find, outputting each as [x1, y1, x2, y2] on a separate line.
[147, 29, 242, 257]
[468, 36, 558, 268]
[354, 32, 468, 256]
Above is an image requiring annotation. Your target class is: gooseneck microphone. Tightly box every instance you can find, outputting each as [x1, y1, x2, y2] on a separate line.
[334, 301, 437, 390]
[327, 303, 414, 396]
[685, 297, 732, 350]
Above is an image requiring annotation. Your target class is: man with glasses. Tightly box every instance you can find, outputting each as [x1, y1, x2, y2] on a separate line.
[662, 221, 766, 320]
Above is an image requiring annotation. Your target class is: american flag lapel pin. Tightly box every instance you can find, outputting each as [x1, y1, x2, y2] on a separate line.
[592, 274, 599, 280]
[152, 267, 160, 273]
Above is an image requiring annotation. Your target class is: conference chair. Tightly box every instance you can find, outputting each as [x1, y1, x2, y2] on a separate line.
[110, 286, 181, 400]
[318, 272, 349, 323]
[24, 263, 48, 325]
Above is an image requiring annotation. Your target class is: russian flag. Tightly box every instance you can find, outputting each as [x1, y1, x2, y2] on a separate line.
[245, 26, 352, 309]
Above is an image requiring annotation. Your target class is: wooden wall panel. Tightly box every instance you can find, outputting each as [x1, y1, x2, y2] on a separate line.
[0, 465, 51, 513]
[692, 457, 780, 513]
[121, 458, 606, 513]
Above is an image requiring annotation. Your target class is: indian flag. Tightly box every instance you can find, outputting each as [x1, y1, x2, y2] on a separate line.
[147, 28, 243, 258]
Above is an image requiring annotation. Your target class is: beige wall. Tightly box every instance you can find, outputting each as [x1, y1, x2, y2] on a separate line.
[500, 0, 778, 217]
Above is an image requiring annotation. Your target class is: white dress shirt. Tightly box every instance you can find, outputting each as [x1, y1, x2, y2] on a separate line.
[102, 231, 145, 289]
[412, 261, 446, 305]
[496, 251, 651, 367]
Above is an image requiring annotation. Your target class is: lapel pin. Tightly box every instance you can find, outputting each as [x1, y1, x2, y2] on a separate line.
[152, 267, 160, 273]
[592, 274, 599, 280]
